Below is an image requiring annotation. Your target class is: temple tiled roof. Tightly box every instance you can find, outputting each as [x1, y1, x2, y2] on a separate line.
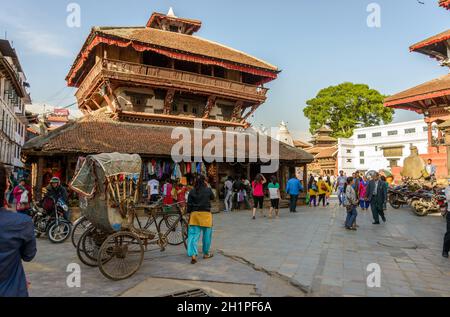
[23, 109, 314, 163]
[305, 145, 338, 159]
[67, 24, 280, 86]
[410, 29, 450, 52]
[384, 74, 450, 111]
[440, 0, 450, 9]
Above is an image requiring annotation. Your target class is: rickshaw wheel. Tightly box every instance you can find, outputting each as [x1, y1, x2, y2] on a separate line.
[76, 226, 108, 267]
[98, 231, 144, 281]
[158, 216, 185, 246]
[72, 216, 91, 248]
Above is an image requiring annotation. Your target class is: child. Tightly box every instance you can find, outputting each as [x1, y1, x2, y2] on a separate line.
[309, 180, 318, 207]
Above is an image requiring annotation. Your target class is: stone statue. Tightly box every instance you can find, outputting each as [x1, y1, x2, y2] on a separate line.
[401, 146, 427, 180]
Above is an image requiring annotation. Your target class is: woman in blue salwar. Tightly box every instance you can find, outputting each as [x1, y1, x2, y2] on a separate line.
[186, 174, 215, 264]
[0, 163, 37, 297]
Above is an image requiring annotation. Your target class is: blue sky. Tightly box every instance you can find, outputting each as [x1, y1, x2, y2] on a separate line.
[0, 0, 449, 137]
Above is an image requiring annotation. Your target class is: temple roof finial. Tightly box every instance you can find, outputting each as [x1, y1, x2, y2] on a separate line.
[167, 7, 177, 18]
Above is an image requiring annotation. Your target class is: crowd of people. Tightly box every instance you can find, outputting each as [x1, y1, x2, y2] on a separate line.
[1, 161, 449, 296]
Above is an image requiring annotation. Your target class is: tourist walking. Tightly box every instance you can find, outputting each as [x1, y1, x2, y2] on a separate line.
[335, 171, 347, 206]
[186, 175, 215, 264]
[241, 176, 251, 210]
[286, 174, 303, 213]
[317, 177, 329, 207]
[358, 176, 369, 211]
[309, 180, 318, 207]
[380, 175, 389, 211]
[252, 174, 267, 219]
[223, 176, 234, 212]
[0, 163, 37, 297]
[268, 176, 281, 218]
[443, 179, 450, 258]
[12, 179, 32, 216]
[326, 176, 332, 206]
[366, 173, 387, 225]
[344, 177, 359, 231]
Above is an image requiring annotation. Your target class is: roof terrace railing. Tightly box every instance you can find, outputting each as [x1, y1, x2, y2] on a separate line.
[75, 59, 269, 104]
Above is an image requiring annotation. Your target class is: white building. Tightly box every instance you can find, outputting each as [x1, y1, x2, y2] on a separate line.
[337, 120, 437, 175]
[0, 40, 30, 172]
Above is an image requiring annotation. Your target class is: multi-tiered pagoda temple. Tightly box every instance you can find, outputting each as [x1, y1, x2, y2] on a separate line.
[24, 9, 313, 201]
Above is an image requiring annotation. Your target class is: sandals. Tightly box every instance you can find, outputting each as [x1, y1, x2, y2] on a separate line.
[203, 254, 214, 259]
[191, 257, 197, 264]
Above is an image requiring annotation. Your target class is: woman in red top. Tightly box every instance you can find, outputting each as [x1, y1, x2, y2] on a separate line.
[252, 174, 267, 220]
[12, 179, 32, 216]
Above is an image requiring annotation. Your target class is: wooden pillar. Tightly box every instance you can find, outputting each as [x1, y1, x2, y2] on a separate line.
[428, 122, 433, 148]
[215, 162, 220, 203]
[303, 164, 308, 188]
[36, 156, 44, 201]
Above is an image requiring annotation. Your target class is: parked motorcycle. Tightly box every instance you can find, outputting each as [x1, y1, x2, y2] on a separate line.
[408, 189, 442, 217]
[32, 197, 72, 244]
[388, 185, 410, 209]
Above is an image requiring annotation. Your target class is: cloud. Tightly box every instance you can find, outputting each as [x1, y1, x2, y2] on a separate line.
[0, 10, 70, 58]
[17, 30, 71, 57]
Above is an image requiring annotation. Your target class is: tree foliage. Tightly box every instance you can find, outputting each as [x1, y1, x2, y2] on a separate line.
[303, 82, 394, 138]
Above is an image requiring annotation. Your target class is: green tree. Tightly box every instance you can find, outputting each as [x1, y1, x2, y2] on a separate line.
[303, 82, 394, 138]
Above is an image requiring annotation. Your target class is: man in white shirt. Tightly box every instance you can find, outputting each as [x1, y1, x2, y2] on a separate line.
[147, 176, 160, 202]
[425, 159, 437, 180]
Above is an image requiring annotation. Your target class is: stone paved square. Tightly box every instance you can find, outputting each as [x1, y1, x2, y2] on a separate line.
[24, 200, 450, 297]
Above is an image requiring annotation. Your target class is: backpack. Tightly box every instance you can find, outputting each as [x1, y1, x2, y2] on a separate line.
[20, 190, 29, 204]
[320, 182, 328, 192]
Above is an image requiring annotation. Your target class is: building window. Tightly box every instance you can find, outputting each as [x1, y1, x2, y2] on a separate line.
[388, 130, 398, 136]
[360, 159, 365, 164]
[347, 159, 352, 163]
[372, 132, 382, 138]
[172, 105, 178, 112]
[405, 128, 416, 134]
[192, 106, 198, 115]
[423, 126, 429, 132]
[357, 134, 366, 139]
[360, 151, 365, 157]
[346, 149, 352, 154]
[183, 104, 188, 112]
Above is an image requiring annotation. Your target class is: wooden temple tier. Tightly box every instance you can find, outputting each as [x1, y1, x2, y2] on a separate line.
[384, 73, 450, 114]
[75, 59, 269, 107]
[115, 111, 249, 129]
[440, 0, 450, 9]
[409, 29, 450, 63]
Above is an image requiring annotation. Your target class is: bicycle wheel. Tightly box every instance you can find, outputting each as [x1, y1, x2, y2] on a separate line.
[71, 216, 91, 248]
[158, 215, 185, 246]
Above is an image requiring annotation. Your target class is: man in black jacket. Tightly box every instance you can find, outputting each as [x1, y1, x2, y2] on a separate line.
[366, 173, 387, 225]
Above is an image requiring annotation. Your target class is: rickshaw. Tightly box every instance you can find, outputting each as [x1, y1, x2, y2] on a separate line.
[69, 153, 188, 281]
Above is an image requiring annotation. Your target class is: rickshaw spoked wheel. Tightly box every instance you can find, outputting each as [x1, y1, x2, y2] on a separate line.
[76, 226, 109, 268]
[98, 231, 144, 281]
